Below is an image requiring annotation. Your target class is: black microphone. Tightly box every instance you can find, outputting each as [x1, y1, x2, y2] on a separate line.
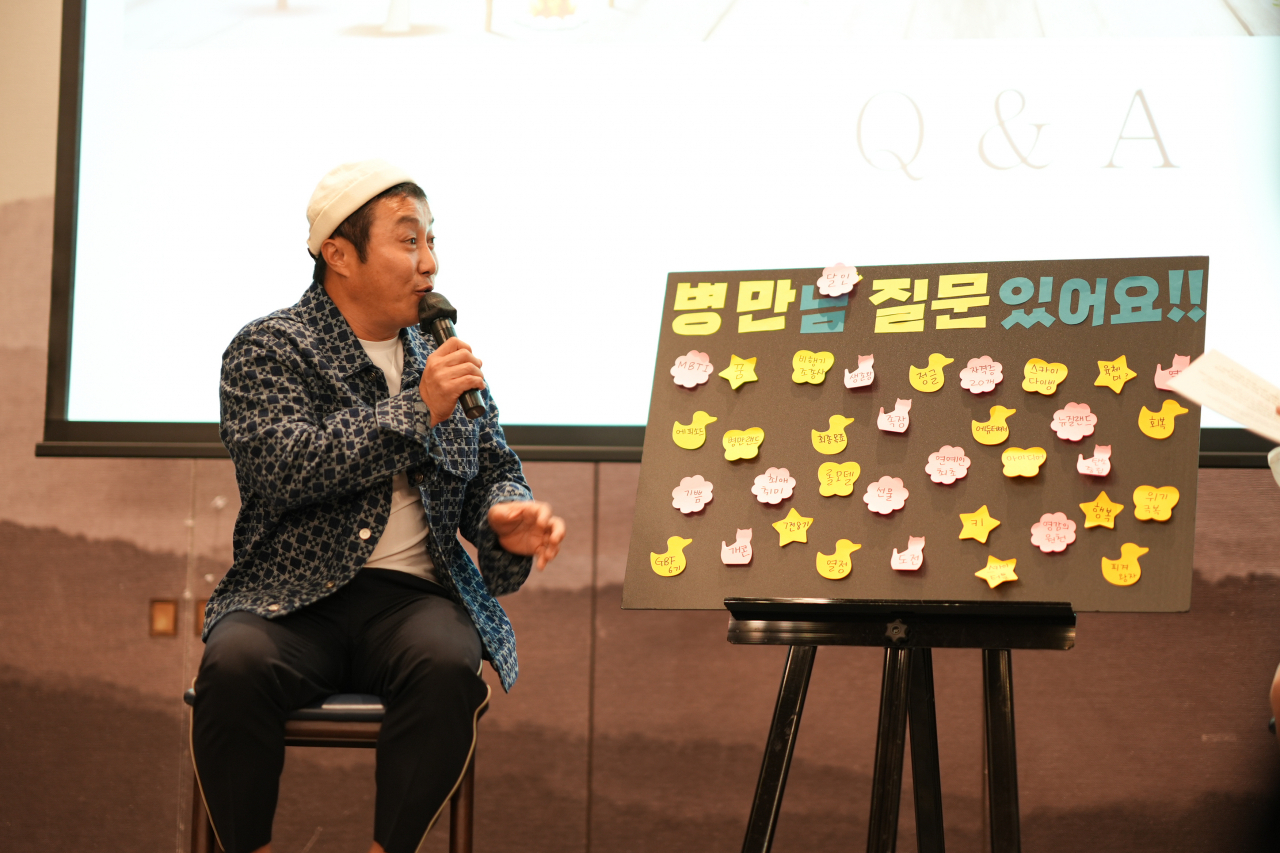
[418, 291, 486, 420]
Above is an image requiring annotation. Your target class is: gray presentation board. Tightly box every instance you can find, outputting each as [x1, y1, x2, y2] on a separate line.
[623, 257, 1208, 612]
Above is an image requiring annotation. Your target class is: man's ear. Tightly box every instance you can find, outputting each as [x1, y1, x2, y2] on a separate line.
[320, 237, 355, 278]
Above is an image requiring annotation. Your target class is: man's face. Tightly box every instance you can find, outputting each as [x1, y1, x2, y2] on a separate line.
[350, 194, 437, 332]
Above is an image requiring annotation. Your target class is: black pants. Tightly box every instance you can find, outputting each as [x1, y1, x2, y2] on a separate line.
[191, 569, 490, 853]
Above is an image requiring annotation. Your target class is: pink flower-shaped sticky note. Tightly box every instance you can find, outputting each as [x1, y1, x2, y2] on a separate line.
[1077, 444, 1112, 476]
[890, 536, 925, 571]
[926, 446, 971, 484]
[671, 351, 714, 389]
[752, 467, 796, 505]
[844, 354, 875, 389]
[1030, 512, 1077, 553]
[877, 399, 911, 433]
[671, 475, 713, 514]
[1154, 354, 1191, 391]
[864, 476, 909, 515]
[1050, 402, 1098, 441]
[959, 356, 1003, 394]
[817, 263, 862, 297]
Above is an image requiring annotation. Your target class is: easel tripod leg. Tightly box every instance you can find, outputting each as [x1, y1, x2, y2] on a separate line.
[983, 649, 1020, 853]
[741, 644, 817, 853]
[908, 648, 945, 853]
[866, 646, 911, 853]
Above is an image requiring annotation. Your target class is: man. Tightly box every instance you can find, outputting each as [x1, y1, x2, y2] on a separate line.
[192, 159, 565, 853]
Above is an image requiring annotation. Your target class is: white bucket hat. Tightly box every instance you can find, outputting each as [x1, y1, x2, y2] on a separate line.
[306, 159, 415, 256]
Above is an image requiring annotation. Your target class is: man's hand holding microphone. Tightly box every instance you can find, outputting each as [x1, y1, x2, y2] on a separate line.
[418, 291, 565, 570]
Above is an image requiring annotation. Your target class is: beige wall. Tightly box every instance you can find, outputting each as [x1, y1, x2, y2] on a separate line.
[0, 0, 61, 206]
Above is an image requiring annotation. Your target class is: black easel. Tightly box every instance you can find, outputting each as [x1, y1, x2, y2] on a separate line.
[726, 598, 1076, 853]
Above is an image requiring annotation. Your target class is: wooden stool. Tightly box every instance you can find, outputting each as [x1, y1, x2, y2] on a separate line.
[184, 690, 481, 853]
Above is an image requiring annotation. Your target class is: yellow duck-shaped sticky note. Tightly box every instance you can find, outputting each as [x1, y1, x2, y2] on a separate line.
[816, 539, 861, 579]
[650, 536, 693, 577]
[811, 415, 856, 455]
[971, 405, 1016, 446]
[1101, 543, 1148, 586]
[672, 411, 718, 450]
[909, 353, 955, 393]
[1138, 400, 1189, 439]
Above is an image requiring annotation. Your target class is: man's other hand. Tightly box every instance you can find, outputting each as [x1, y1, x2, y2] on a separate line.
[488, 501, 566, 571]
[420, 337, 486, 426]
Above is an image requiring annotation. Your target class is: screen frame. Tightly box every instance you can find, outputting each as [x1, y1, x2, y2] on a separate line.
[35, 0, 1276, 467]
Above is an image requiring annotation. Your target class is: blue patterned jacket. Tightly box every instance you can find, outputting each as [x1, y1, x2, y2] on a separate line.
[207, 282, 533, 691]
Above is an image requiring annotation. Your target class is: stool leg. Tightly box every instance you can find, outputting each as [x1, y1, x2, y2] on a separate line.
[449, 749, 476, 853]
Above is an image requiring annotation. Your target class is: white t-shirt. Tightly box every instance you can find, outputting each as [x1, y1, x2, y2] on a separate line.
[357, 334, 438, 583]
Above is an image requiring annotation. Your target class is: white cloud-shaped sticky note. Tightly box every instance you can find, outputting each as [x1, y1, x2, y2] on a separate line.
[671, 475, 714, 514]
[671, 350, 714, 389]
[817, 263, 862, 297]
[752, 467, 796, 505]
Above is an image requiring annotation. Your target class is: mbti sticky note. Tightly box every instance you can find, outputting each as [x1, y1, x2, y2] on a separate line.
[817, 263, 862, 297]
[1101, 544, 1148, 586]
[672, 411, 717, 450]
[891, 536, 925, 571]
[909, 353, 954, 392]
[818, 461, 862, 497]
[972, 406, 1016, 445]
[1050, 402, 1098, 442]
[1133, 485, 1179, 521]
[1030, 512, 1077, 553]
[959, 356, 1003, 394]
[1079, 491, 1125, 529]
[719, 354, 758, 390]
[844, 355, 875, 389]
[752, 468, 796, 505]
[773, 508, 814, 546]
[1095, 355, 1137, 393]
[1001, 447, 1047, 478]
[864, 476, 909, 515]
[671, 476, 713, 514]
[1154, 355, 1191, 391]
[792, 350, 835, 384]
[812, 415, 856, 455]
[925, 446, 971, 484]
[1138, 401, 1188, 439]
[671, 350, 713, 388]
[650, 536, 692, 577]
[723, 428, 765, 460]
[976, 556, 1018, 588]
[877, 399, 912, 433]
[959, 505, 1000, 544]
[1023, 358, 1068, 395]
[816, 539, 861, 579]
[1077, 445, 1112, 477]
[721, 529, 753, 565]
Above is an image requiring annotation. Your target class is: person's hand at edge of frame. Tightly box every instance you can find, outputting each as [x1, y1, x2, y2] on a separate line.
[420, 337, 485, 426]
[488, 501, 566, 571]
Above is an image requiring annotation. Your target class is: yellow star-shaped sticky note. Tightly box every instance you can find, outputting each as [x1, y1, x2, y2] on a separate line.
[958, 504, 1001, 544]
[1079, 491, 1125, 529]
[772, 507, 814, 546]
[1094, 355, 1137, 394]
[975, 555, 1018, 589]
[719, 354, 759, 390]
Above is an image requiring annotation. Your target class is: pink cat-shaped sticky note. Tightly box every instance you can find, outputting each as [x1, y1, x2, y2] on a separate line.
[877, 399, 911, 433]
[721, 529, 753, 565]
[1077, 445, 1112, 477]
[891, 536, 925, 571]
[1154, 355, 1191, 391]
[844, 355, 875, 389]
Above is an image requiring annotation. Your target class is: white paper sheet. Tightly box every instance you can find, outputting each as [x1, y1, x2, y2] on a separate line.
[1166, 351, 1280, 445]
